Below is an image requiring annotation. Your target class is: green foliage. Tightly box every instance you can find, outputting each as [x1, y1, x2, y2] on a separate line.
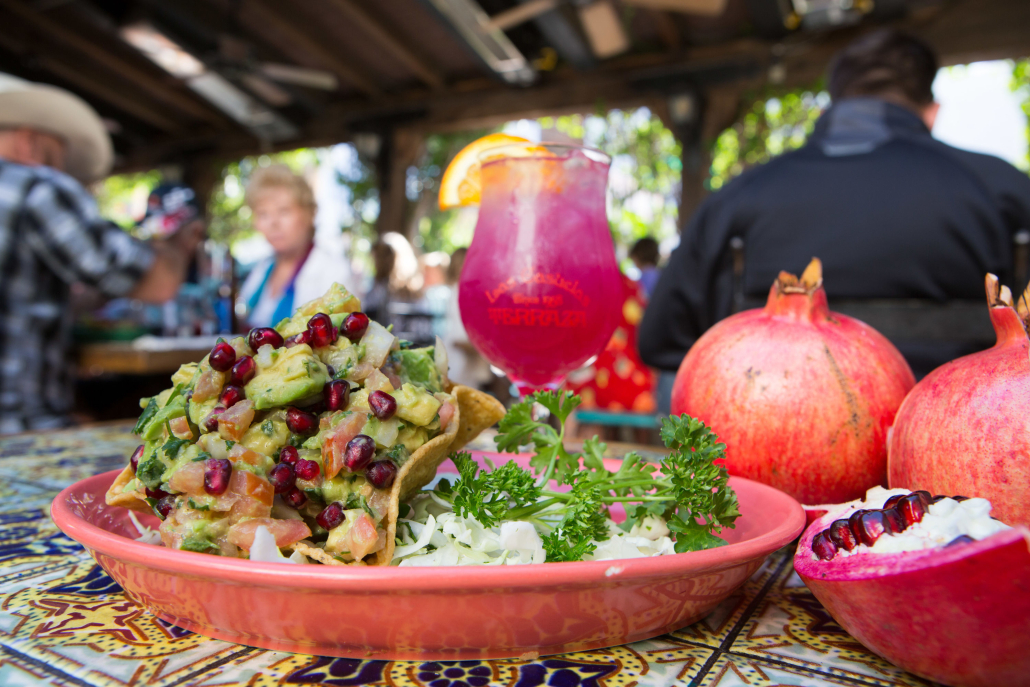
[709, 85, 829, 190]
[1011, 58, 1030, 172]
[451, 452, 542, 527]
[93, 170, 163, 230]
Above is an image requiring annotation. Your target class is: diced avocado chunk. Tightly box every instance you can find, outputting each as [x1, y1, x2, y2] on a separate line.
[390, 348, 443, 394]
[181, 537, 219, 553]
[189, 396, 218, 428]
[244, 344, 329, 410]
[396, 425, 428, 453]
[135, 442, 166, 490]
[141, 394, 187, 441]
[324, 508, 367, 554]
[364, 416, 400, 448]
[321, 473, 362, 505]
[241, 415, 291, 456]
[171, 363, 199, 388]
[392, 383, 442, 426]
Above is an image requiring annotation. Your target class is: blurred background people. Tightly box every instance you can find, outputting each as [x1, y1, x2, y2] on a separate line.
[237, 164, 353, 328]
[629, 237, 661, 299]
[0, 74, 201, 432]
[443, 247, 493, 389]
[363, 239, 395, 326]
[640, 30, 1030, 381]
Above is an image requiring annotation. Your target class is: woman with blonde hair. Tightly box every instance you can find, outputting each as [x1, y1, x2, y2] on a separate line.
[237, 164, 353, 328]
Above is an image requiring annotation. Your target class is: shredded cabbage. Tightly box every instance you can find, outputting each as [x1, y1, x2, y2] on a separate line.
[392, 493, 676, 566]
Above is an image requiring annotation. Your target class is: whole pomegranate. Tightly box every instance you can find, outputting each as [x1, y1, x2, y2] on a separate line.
[889, 274, 1030, 527]
[671, 259, 915, 504]
[795, 489, 1030, 687]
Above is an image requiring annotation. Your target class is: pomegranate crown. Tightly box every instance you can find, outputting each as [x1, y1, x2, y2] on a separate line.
[775, 258, 823, 295]
[986, 273, 1030, 334]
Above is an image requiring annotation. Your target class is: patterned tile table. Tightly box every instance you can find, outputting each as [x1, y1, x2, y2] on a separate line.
[0, 424, 941, 687]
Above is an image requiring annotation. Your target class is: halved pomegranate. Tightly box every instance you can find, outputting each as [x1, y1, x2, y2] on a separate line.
[795, 488, 1030, 687]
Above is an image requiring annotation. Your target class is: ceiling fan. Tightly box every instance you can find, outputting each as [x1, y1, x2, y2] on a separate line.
[214, 35, 339, 108]
[485, 0, 727, 59]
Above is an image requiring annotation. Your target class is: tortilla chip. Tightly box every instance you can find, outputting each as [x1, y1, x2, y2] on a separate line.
[104, 466, 153, 514]
[289, 540, 351, 566]
[374, 384, 506, 566]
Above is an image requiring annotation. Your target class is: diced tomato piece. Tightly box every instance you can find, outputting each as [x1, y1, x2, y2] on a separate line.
[366, 488, 391, 520]
[227, 518, 311, 551]
[219, 399, 255, 441]
[438, 401, 455, 430]
[347, 512, 383, 561]
[228, 469, 273, 521]
[228, 443, 265, 469]
[193, 369, 225, 403]
[168, 462, 206, 497]
[323, 413, 367, 480]
[169, 416, 194, 440]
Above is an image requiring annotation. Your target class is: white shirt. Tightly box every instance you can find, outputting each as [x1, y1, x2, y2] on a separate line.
[238, 243, 355, 328]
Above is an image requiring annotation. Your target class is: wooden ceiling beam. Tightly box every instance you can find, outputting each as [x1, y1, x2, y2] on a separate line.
[243, 0, 381, 97]
[0, 0, 223, 124]
[322, 0, 444, 90]
[33, 57, 182, 133]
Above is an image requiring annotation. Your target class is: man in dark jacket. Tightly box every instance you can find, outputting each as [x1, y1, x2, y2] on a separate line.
[639, 30, 1030, 380]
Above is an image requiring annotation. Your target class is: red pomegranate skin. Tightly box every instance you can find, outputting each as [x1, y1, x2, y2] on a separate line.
[672, 263, 915, 505]
[889, 276, 1030, 527]
[795, 514, 1030, 687]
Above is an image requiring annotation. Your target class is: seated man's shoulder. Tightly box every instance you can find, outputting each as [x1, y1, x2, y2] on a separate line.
[914, 138, 1030, 192]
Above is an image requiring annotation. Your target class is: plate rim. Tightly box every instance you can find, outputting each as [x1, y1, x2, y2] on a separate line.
[52, 458, 806, 591]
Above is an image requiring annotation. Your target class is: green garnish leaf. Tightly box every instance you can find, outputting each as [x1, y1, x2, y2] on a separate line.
[134, 397, 158, 435]
[162, 437, 190, 460]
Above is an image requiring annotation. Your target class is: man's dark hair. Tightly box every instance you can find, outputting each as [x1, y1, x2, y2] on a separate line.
[629, 237, 659, 266]
[827, 29, 938, 109]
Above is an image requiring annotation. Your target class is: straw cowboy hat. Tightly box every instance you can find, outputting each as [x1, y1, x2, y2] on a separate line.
[0, 72, 112, 183]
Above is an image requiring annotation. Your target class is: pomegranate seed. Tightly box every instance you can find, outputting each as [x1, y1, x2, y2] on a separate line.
[883, 494, 904, 509]
[230, 355, 256, 386]
[344, 435, 376, 472]
[130, 445, 144, 472]
[295, 459, 321, 481]
[340, 312, 370, 341]
[952, 495, 969, 502]
[204, 458, 232, 495]
[307, 313, 336, 348]
[847, 510, 869, 542]
[882, 507, 905, 534]
[852, 510, 890, 547]
[248, 327, 284, 350]
[811, 530, 838, 560]
[946, 534, 975, 547]
[326, 365, 336, 378]
[155, 496, 176, 519]
[268, 463, 296, 494]
[323, 379, 350, 411]
[283, 487, 307, 509]
[284, 330, 312, 348]
[285, 407, 318, 434]
[828, 519, 859, 551]
[316, 502, 345, 530]
[220, 385, 244, 408]
[898, 493, 929, 527]
[366, 460, 397, 489]
[203, 405, 226, 432]
[146, 485, 169, 500]
[279, 445, 300, 465]
[369, 390, 397, 420]
[209, 341, 236, 371]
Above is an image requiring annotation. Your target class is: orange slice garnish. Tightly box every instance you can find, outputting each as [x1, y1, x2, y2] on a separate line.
[438, 133, 533, 210]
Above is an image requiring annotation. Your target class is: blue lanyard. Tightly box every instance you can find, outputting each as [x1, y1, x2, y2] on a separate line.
[247, 245, 311, 326]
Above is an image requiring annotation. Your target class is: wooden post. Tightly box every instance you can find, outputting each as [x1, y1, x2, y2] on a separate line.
[375, 128, 424, 238]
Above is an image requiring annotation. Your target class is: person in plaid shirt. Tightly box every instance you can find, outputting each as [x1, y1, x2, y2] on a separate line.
[0, 74, 201, 432]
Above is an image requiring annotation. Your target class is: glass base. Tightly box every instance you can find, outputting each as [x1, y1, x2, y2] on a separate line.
[511, 378, 562, 400]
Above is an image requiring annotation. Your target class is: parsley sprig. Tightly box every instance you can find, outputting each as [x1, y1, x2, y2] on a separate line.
[437, 391, 741, 562]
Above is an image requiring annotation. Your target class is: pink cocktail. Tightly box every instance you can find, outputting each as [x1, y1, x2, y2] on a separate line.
[458, 143, 622, 394]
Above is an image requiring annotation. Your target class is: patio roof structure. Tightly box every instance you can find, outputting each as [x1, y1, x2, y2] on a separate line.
[0, 0, 1027, 233]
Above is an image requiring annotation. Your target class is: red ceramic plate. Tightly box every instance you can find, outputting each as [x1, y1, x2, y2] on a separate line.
[52, 452, 805, 660]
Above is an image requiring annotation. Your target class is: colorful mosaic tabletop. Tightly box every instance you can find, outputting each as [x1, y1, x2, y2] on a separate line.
[0, 424, 942, 687]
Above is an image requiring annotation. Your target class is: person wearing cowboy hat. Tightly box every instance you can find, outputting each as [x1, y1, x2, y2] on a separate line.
[0, 73, 202, 433]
